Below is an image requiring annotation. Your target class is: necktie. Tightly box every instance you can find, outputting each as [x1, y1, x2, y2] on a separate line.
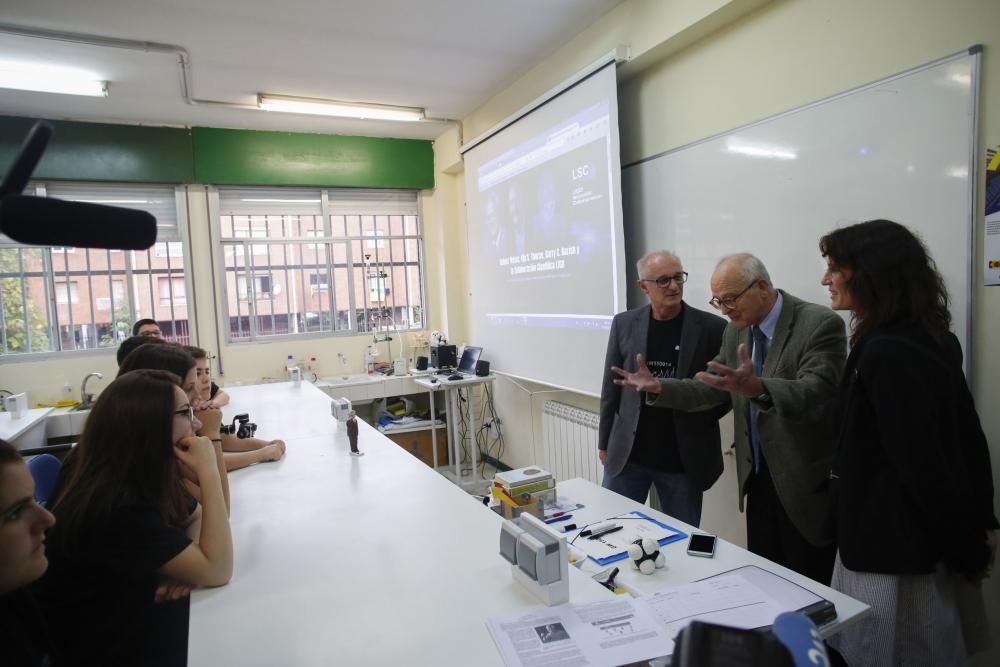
[749, 325, 769, 473]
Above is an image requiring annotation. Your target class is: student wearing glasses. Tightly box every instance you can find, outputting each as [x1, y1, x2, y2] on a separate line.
[599, 250, 728, 527]
[31, 370, 233, 666]
[117, 345, 230, 510]
[612, 253, 846, 585]
[132, 318, 162, 338]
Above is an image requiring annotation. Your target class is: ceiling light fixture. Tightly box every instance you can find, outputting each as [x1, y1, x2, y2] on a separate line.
[258, 94, 425, 122]
[0, 61, 108, 97]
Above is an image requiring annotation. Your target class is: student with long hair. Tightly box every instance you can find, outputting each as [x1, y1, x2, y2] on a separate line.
[118, 344, 230, 511]
[819, 219, 997, 664]
[183, 345, 287, 471]
[31, 370, 233, 666]
[1, 439, 58, 666]
[182, 346, 230, 409]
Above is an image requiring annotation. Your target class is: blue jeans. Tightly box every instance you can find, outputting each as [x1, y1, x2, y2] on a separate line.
[602, 462, 703, 527]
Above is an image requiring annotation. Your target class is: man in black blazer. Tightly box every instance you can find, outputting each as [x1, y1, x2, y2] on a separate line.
[598, 250, 729, 526]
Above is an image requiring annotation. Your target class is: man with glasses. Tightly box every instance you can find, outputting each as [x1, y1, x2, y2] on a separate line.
[612, 253, 845, 585]
[599, 250, 728, 527]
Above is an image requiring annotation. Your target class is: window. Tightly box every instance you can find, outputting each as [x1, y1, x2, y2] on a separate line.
[215, 187, 425, 341]
[158, 276, 187, 305]
[154, 242, 184, 258]
[96, 281, 125, 311]
[55, 281, 80, 304]
[0, 184, 193, 356]
[236, 275, 273, 299]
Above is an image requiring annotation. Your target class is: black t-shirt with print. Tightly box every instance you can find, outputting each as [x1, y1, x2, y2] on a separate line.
[629, 307, 685, 472]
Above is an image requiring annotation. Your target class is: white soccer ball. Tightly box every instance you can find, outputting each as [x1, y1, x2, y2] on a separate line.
[626, 537, 666, 575]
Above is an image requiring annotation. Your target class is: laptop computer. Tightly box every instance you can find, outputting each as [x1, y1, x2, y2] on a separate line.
[446, 345, 482, 377]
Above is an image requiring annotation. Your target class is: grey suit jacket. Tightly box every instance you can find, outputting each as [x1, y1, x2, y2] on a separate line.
[599, 302, 729, 490]
[647, 290, 846, 546]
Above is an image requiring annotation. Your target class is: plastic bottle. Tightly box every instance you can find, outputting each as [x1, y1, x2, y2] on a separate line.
[286, 355, 301, 383]
[308, 356, 319, 382]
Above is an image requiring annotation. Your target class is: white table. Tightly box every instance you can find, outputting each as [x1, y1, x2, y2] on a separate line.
[188, 382, 613, 667]
[413, 374, 496, 488]
[0, 406, 53, 449]
[555, 478, 871, 638]
[189, 382, 868, 665]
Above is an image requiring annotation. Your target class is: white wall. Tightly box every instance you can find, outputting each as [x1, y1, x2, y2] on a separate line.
[440, 1, 1000, 663]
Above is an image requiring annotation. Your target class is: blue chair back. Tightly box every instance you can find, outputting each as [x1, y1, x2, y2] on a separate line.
[27, 453, 61, 507]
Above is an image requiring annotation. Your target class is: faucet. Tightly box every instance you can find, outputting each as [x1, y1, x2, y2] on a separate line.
[81, 372, 103, 406]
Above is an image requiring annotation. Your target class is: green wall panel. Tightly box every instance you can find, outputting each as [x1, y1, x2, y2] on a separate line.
[0, 116, 194, 183]
[192, 127, 434, 189]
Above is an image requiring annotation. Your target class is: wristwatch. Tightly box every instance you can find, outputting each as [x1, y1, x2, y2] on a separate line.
[753, 391, 773, 405]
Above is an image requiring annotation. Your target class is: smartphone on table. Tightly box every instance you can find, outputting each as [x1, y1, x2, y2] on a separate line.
[687, 533, 717, 558]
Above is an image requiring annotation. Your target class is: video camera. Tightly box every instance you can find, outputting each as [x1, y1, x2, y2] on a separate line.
[220, 413, 258, 439]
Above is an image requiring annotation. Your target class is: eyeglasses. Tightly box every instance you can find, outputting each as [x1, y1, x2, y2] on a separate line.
[639, 272, 688, 288]
[709, 281, 758, 311]
[173, 406, 194, 421]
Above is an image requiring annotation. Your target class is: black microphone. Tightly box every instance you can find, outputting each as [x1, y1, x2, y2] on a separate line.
[0, 121, 52, 197]
[0, 195, 158, 250]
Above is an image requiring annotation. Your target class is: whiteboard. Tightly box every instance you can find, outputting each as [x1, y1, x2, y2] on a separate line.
[622, 49, 979, 364]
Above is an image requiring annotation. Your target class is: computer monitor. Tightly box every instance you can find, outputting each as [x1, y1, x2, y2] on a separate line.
[457, 346, 483, 374]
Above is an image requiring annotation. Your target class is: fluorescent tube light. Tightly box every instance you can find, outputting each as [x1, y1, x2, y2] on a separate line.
[0, 62, 108, 97]
[258, 94, 425, 122]
[726, 140, 797, 160]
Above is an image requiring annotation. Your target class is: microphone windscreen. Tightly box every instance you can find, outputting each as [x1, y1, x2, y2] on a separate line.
[0, 195, 157, 250]
[0, 121, 53, 197]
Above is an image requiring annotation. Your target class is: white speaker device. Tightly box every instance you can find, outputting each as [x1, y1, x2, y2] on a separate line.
[499, 513, 569, 606]
[330, 397, 352, 422]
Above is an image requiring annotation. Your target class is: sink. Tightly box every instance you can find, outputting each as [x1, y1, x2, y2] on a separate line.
[321, 374, 383, 386]
[71, 403, 94, 412]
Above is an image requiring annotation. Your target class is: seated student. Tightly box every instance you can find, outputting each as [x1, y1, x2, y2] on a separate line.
[31, 370, 233, 667]
[118, 345, 230, 511]
[116, 333, 168, 366]
[182, 345, 230, 409]
[183, 345, 287, 471]
[0, 439, 59, 666]
[132, 318, 161, 337]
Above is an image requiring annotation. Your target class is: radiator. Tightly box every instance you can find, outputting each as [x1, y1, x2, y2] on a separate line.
[542, 401, 602, 484]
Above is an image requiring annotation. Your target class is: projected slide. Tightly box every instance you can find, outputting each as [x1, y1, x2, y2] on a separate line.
[464, 62, 625, 395]
[476, 103, 614, 330]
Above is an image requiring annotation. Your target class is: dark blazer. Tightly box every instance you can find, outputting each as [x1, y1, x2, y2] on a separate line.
[599, 302, 729, 490]
[832, 326, 998, 575]
[648, 290, 846, 546]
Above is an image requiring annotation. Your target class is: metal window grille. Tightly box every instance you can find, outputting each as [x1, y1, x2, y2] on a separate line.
[213, 187, 426, 342]
[0, 184, 193, 357]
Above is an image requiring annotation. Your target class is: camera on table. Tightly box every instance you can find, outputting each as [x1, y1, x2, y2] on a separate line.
[220, 413, 257, 439]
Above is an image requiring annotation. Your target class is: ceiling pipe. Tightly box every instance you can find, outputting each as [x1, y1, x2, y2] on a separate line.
[0, 22, 458, 127]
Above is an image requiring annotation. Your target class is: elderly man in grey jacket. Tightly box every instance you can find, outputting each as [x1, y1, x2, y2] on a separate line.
[613, 253, 846, 584]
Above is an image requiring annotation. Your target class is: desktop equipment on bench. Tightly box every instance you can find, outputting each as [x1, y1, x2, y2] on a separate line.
[451, 346, 483, 378]
[431, 344, 457, 370]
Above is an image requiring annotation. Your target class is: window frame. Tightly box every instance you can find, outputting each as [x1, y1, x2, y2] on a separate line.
[209, 187, 427, 344]
[0, 184, 196, 362]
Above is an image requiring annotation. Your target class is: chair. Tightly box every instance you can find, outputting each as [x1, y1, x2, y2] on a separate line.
[27, 453, 62, 507]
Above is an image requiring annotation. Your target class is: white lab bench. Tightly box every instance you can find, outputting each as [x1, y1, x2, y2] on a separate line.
[188, 381, 868, 666]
